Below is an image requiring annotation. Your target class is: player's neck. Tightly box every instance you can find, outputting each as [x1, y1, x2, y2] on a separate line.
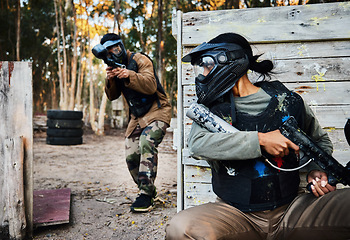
[232, 75, 260, 97]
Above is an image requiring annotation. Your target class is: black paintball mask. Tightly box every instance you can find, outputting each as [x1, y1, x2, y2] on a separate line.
[182, 42, 249, 107]
[92, 39, 128, 67]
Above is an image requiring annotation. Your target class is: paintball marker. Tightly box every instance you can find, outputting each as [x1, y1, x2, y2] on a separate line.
[186, 102, 350, 187]
[279, 116, 350, 186]
[92, 44, 126, 69]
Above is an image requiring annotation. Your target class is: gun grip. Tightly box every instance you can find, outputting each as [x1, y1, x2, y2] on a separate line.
[327, 175, 338, 186]
[306, 175, 338, 192]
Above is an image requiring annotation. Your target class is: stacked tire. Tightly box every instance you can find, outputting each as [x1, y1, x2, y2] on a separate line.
[46, 110, 84, 145]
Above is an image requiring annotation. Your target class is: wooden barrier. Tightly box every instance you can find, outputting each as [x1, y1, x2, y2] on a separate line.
[173, 2, 350, 211]
[0, 62, 33, 239]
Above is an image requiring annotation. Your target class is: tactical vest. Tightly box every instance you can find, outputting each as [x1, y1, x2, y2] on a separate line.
[121, 53, 166, 118]
[210, 81, 305, 212]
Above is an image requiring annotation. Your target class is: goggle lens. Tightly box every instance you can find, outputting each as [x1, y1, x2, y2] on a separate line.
[194, 56, 215, 77]
[111, 45, 123, 57]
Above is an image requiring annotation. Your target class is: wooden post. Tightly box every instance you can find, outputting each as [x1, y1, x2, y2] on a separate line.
[174, 10, 184, 212]
[0, 61, 33, 239]
[4, 137, 26, 239]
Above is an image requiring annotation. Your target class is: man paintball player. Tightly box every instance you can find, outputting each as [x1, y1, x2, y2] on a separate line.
[95, 33, 171, 213]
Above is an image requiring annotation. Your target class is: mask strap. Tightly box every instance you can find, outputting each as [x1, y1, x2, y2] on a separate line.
[227, 50, 246, 61]
[230, 91, 236, 124]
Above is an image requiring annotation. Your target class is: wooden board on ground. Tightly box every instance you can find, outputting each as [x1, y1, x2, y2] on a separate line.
[33, 188, 71, 227]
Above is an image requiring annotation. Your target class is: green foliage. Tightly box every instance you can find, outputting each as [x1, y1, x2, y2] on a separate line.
[0, 0, 56, 113]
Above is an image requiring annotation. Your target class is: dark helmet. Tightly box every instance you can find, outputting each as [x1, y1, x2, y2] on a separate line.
[182, 42, 249, 106]
[100, 33, 128, 65]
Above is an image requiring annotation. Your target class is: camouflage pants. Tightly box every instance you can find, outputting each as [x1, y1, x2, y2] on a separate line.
[125, 121, 169, 196]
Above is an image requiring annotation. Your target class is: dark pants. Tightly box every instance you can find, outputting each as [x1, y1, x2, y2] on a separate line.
[166, 189, 350, 240]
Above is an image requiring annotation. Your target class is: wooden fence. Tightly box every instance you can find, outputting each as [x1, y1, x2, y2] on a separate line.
[0, 62, 33, 239]
[173, 2, 350, 211]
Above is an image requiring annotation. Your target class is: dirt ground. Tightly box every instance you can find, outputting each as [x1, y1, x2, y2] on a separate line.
[32, 126, 178, 240]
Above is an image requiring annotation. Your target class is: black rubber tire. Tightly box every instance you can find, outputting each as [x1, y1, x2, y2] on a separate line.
[345, 119, 350, 146]
[47, 110, 83, 120]
[47, 128, 83, 137]
[47, 119, 83, 129]
[46, 136, 83, 145]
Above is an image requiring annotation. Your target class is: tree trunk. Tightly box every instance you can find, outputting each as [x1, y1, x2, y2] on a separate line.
[59, 0, 68, 110]
[75, 57, 84, 111]
[16, 0, 20, 61]
[96, 93, 108, 135]
[158, 0, 164, 87]
[113, 0, 121, 34]
[54, 0, 64, 109]
[76, 4, 85, 112]
[51, 79, 58, 109]
[87, 30, 97, 132]
[68, 0, 78, 110]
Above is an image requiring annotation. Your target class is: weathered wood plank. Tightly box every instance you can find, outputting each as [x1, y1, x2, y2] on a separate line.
[182, 57, 350, 85]
[181, 2, 350, 46]
[253, 41, 350, 60]
[183, 149, 210, 167]
[0, 62, 33, 238]
[309, 105, 350, 128]
[272, 58, 350, 83]
[184, 164, 212, 183]
[285, 82, 350, 106]
[184, 182, 216, 209]
[183, 41, 350, 61]
[4, 137, 26, 239]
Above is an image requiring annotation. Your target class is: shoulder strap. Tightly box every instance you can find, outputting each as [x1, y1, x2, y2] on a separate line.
[129, 52, 136, 61]
[129, 52, 164, 109]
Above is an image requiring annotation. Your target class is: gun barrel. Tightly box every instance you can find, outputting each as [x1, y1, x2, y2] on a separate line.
[186, 103, 238, 134]
[111, 61, 126, 69]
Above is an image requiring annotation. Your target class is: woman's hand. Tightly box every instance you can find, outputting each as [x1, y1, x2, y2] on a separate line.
[258, 130, 299, 158]
[307, 170, 336, 197]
